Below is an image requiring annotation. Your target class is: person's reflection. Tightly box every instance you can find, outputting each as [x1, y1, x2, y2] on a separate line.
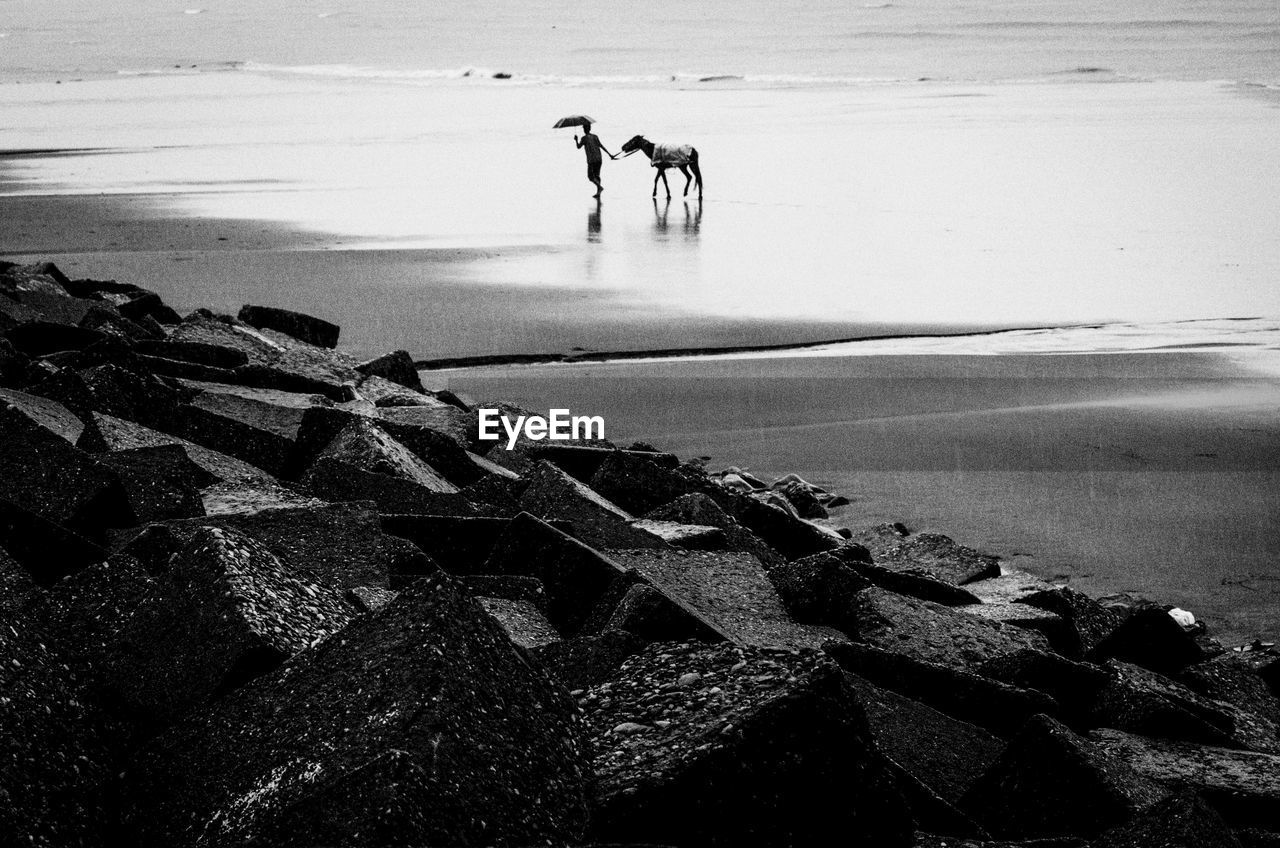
[683, 199, 702, 238]
[587, 198, 602, 243]
[652, 197, 670, 236]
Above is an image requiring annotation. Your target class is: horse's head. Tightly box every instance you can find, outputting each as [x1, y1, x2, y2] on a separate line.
[620, 135, 648, 154]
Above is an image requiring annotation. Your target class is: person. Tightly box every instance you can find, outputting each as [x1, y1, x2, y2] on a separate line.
[574, 122, 616, 198]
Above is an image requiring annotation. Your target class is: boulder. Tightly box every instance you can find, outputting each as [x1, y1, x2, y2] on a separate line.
[346, 585, 398, 613]
[0, 616, 117, 848]
[581, 642, 914, 847]
[1094, 607, 1207, 675]
[0, 546, 35, 612]
[306, 416, 457, 494]
[304, 455, 475, 516]
[849, 588, 1051, 674]
[374, 412, 489, 487]
[355, 349, 424, 391]
[79, 411, 278, 485]
[4, 320, 107, 356]
[629, 519, 726, 549]
[961, 715, 1169, 838]
[134, 338, 250, 370]
[1093, 790, 1244, 848]
[175, 384, 320, 477]
[644, 492, 783, 568]
[114, 502, 428, 590]
[122, 574, 590, 847]
[714, 488, 844, 560]
[1017, 585, 1127, 658]
[588, 451, 703, 515]
[0, 388, 138, 537]
[377, 403, 479, 452]
[0, 498, 108, 584]
[527, 443, 679, 483]
[530, 630, 648, 691]
[958, 602, 1068, 643]
[848, 672, 1004, 815]
[824, 640, 1059, 737]
[99, 445, 212, 522]
[1089, 659, 1240, 748]
[382, 514, 514, 574]
[606, 548, 841, 650]
[484, 512, 630, 634]
[599, 581, 721, 643]
[112, 527, 358, 728]
[479, 597, 562, 649]
[199, 479, 327, 516]
[458, 574, 548, 610]
[521, 460, 666, 549]
[768, 550, 872, 634]
[853, 528, 1001, 586]
[965, 567, 1059, 605]
[30, 363, 186, 433]
[237, 304, 340, 349]
[1089, 728, 1280, 831]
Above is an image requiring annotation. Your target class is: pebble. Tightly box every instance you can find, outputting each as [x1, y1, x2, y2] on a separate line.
[677, 672, 702, 687]
[612, 722, 650, 735]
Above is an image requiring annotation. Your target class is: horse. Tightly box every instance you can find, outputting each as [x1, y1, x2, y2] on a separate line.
[620, 135, 703, 200]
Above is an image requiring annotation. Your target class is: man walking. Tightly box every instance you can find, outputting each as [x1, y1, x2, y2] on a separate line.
[575, 122, 616, 198]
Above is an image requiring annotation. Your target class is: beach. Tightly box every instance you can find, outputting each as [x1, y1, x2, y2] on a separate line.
[3, 0, 1279, 642]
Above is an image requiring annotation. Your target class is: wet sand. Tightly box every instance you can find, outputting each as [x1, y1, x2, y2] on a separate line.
[448, 353, 1280, 645]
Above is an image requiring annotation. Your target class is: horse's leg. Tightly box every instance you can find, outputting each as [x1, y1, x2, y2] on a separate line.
[690, 152, 703, 199]
[678, 165, 692, 197]
[660, 168, 671, 200]
[652, 169, 661, 198]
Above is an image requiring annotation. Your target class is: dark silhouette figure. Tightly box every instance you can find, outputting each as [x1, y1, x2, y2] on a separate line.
[620, 135, 703, 200]
[574, 122, 616, 198]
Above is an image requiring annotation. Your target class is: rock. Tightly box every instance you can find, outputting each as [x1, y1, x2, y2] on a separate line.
[111, 527, 358, 729]
[346, 585, 398, 613]
[958, 602, 1068, 643]
[629, 519, 726, 549]
[824, 641, 1059, 737]
[1094, 607, 1207, 675]
[80, 411, 279, 485]
[134, 339, 250, 370]
[588, 451, 703, 515]
[960, 714, 1169, 838]
[1089, 659, 1239, 748]
[479, 597, 562, 649]
[0, 388, 138, 538]
[114, 502, 428, 590]
[307, 416, 457, 494]
[169, 314, 283, 363]
[834, 544, 987, 607]
[965, 568, 1059, 605]
[122, 574, 590, 847]
[458, 574, 548, 611]
[530, 630, 648, 690]
[581, 642, 914, 847]
[199, 479, 327, 516]
[1182, 654, 1280, 751]
[714, 488, 844, 560]
[520, 460, 666, 550]
[600, 582, 721, 643]
[976, 648, 1115, 726]
[1017, 585, 1127, 658]
[304, 455, 475, 516]
[0, 498, 108, 585]
[1092, 790, 1244, 848]
[237, 304, 340, 349]
[644, 492, 784, 568]
[849, 588, 1051, 674]
[853, 528, 1001, 586]
[0, 546, 35, 613]
[606, 548, 842, 650]
[768, 550, 872, 634]
[1089, 728, 1280, 831]
[118, 290, 182, 325]
[4, 320, 108, 356]
[848, 673, 1003, 825]
[99, 445, 212, 522]
[79, 303, 160, 341]
[31, 362, 186, 433]
[527, 443, 679, 483]
[0, 615, 117, 848]
[483, 512, 630, 634]
[381, 514, 515, 574]
[377, 403, 479, 452]
[774, 477, 828, 519]
[174, 383, 321, 477]
[356, 349, 424, 391]
[374, 411, 489, 487]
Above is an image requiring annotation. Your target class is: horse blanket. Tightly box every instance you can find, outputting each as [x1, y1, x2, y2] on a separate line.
[650, 143, 695, 168]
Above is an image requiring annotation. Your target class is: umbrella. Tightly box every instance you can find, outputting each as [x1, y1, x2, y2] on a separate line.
[552, 115, 596, 129]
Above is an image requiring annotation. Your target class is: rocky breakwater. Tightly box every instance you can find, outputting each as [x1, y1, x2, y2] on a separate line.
[2, 258, 1280, 847]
